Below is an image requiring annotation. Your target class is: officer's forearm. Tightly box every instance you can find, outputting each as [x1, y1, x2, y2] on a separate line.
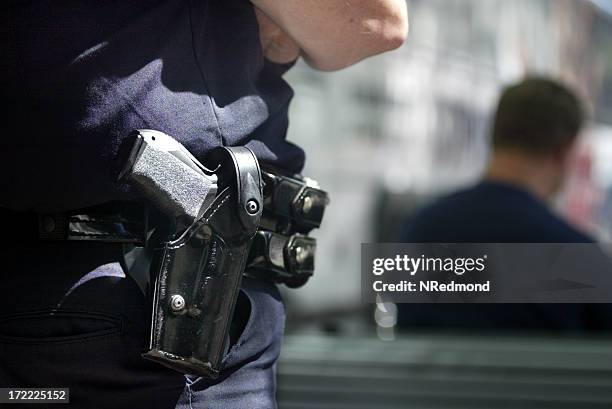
[251, 0, 408, 71]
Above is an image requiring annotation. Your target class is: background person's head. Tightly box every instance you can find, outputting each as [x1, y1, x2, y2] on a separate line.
[487, 77, 585, 199]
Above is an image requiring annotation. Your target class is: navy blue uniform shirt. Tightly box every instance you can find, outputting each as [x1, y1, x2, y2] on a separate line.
[3, 0, 304, 211]
[402, 181, 593, 243]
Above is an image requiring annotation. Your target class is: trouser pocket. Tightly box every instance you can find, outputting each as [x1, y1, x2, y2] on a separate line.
[0, 308, 185, 409]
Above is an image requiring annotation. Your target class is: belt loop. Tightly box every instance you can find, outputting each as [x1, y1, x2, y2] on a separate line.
[38, 213, 68, 240]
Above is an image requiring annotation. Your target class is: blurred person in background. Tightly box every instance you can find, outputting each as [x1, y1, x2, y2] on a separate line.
[398, 77, 612, 332]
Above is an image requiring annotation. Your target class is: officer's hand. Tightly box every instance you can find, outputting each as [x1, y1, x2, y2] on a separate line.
[255, 7, 301, 64]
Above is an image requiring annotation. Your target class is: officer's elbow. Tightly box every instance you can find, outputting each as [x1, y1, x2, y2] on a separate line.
[383, 10, 409, 51]
[307, 6, 408, 71]
[375, 5, 409, 52]
[360, 3, 409, 60]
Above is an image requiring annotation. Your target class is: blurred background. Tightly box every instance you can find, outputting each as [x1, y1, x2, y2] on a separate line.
[275, 0, 612, 408]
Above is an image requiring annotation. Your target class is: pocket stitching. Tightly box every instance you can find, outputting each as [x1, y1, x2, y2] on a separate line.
[0, 328, 121, 345]
[0, 309, 123, 344]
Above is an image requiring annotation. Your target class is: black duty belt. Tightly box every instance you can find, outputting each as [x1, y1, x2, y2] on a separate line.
[2, 170, 328, 288]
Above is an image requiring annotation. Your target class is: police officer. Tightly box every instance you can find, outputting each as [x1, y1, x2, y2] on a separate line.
[1, 1, 407, 408]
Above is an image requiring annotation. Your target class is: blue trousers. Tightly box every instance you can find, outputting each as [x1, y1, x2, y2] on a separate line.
[0, 242, 284, 408]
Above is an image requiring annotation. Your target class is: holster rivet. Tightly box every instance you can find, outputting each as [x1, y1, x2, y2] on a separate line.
[246, 199, 259, 215]
[169, 295, 186, 313]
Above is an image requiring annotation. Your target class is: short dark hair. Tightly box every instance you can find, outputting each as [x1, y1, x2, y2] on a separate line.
[492, 77, 584, 154]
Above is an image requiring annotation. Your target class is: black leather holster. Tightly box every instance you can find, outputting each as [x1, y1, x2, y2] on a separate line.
[118, 130, 262, 378]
